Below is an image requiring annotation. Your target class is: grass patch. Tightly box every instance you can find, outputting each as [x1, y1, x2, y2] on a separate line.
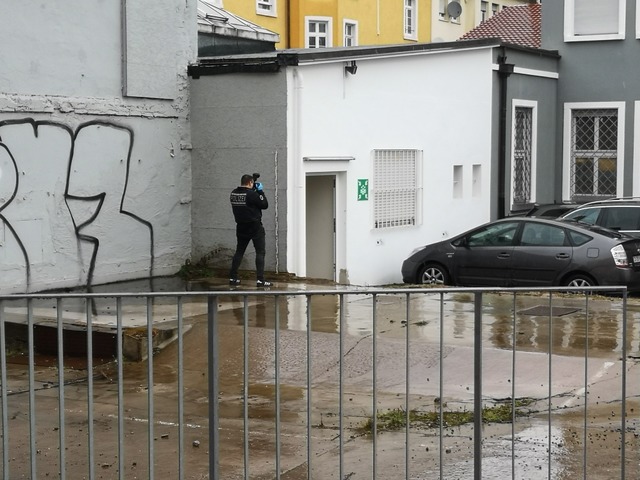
[356, 398, 535, 435]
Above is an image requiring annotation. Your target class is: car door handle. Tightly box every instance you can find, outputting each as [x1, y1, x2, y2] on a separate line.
[497, 253, 511, 259]
[556, 253, 570, 259]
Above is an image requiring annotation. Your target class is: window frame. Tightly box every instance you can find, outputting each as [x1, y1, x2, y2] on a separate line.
[256, 0, 277, 17]
[480, 1, 488, 22]
[305, 16, 333, 48]
[372, 149, 423, 230]
[564, 0, 626, 42]
[343, 19, 358, 47]
[404, 0, 418, 40]
[510, 100, 538, 209]
[562, 102, 625, 201]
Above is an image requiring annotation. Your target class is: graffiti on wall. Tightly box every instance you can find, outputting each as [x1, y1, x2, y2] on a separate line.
[0, 118, 154, 292]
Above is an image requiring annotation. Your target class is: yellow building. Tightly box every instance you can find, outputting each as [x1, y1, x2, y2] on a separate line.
[217, 0, 432, 48]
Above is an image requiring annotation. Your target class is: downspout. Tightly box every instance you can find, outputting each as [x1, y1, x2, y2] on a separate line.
[497, 50, 514, 219]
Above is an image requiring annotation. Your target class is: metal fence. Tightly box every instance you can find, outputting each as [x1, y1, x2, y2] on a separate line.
[0, 286, 638, 479]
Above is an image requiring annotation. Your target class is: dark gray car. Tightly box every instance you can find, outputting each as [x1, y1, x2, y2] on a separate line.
[401, 217, 640, 291]
[561, 198, 640, 238]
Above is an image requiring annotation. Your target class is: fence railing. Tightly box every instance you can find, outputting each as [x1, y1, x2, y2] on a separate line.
[0, 286, 637, 479]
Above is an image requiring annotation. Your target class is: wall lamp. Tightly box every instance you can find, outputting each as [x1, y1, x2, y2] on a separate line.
[345, 60, 358, 75]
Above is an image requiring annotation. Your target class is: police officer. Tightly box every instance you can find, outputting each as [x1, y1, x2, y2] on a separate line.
[229, 174, 271, 287]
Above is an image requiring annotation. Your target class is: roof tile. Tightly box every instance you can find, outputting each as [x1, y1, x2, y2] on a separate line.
[459, 3, 541, 49]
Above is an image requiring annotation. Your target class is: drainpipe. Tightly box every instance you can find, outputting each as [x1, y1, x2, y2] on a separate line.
[497, 51, 514, 219]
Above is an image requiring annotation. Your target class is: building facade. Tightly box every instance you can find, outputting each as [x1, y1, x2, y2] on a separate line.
[0, 1, 197, 293]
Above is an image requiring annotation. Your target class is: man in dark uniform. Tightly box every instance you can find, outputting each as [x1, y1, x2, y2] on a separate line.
[229, 174, 271, 287]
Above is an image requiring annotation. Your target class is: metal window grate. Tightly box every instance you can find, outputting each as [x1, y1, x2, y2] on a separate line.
[373, 149, 420, 229]
[513, 107, 533, 204]
[570, 109, 618, 198]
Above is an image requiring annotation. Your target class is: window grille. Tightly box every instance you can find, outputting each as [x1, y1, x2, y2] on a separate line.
[513, 107, 533, 204]
[373, 149, 422, 229]
[570, 109, 618, 199]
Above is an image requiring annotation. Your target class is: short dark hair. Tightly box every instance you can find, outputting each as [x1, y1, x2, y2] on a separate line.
[240, 174, 253, 186]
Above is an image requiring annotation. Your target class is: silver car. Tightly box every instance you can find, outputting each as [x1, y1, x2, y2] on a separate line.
[401, 217, 640, 291]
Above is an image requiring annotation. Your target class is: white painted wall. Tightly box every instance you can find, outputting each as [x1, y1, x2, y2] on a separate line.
[287, 47, 494, 286]
[0, 1, 197, 293]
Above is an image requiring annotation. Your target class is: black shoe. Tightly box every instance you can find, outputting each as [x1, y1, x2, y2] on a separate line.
[256, 280, 272, 288]
[229, 278, 241, 285]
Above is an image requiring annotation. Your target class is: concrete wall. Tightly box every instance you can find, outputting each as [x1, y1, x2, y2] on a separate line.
[190, 71, 289, 275]
[0, 1, 197, 293]
[287, 47, 496, 285]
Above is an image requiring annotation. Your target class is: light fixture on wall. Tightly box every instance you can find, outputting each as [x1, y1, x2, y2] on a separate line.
[345, 60, 358, 75]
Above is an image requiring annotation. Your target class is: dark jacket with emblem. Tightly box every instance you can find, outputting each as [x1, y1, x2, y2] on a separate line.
[230, 186, 268, 235]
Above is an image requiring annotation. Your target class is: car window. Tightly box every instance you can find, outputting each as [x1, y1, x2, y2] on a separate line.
[564, 207, 601, 225]
[567, 230, 592, 246]
[466, 222, 519, 247]
[519, 223, 566, 247]
[602, 207, 640, 231]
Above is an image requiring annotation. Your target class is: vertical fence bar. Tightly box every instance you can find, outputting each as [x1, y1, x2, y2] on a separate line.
[86, 299, 95, 480]
[243, 295, 250, 478]
[339, 293, 345, 480]
[620, 289, 627, 480]
[547, 293, 553, 479]
[116, 297, 125, 480]
[207, 296, 219, 480]
[306, 295, 312, 479]
[439, 293, 445, 480]
[27, 299, 36, 479]
[511, 293, 517, 479]
[274, 295, 281, 479]
[57, 297, 66, 478]
[0, 301, 8, 480]
[147, 297, 155, 479]
[372, 293, 378, 480]
[305, 295, 313, 478]
[473, 292, 482, 480]
[583, 294, 589, 480]
[177, 297, 185, 480]
[405, 292, 410, 480]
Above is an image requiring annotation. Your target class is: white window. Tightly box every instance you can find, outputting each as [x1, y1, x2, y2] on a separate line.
[306, 17, 332, 48]
[343, 20, 358, 46]
[481, 1, 488, 22]
[563, 103, 625, 200]
[511, 101, 538, 207]
[404, 0, 417, 40]
[564, 0, 625, 42]
[491, 3, 499, 16]
[439, 0, 447, 21]
[257, 0, 276, 17]
[372, 149, 423, 229]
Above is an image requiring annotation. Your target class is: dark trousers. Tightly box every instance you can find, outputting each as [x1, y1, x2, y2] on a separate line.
[229, 223, 266, 281]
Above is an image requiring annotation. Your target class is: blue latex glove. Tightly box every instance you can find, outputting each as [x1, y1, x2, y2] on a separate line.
[255, 182, 264, 191]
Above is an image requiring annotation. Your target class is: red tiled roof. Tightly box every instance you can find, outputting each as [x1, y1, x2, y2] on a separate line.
[459, 3, 541, 49]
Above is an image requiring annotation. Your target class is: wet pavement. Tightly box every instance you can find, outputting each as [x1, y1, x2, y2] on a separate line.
[2, 276, 640, 478]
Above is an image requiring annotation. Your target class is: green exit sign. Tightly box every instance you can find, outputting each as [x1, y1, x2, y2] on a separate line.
[357, 179, 368, 201]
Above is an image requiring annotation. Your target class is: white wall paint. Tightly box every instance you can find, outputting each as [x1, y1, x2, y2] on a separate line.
[288, 48, 494, 286]
[0, 1, 196, 293]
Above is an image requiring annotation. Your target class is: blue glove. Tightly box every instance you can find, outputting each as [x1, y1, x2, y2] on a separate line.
[255, 182, 264, 191]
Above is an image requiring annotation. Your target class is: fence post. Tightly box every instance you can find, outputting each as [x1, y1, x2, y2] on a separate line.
[208, 296, 219, 480]
[474, 292, 482, 480]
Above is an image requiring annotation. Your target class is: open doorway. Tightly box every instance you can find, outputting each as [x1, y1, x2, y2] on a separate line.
[305, 175, 336, 281]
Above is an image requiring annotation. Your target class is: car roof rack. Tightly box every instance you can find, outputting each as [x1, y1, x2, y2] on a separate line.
[578, 196, 640, 207]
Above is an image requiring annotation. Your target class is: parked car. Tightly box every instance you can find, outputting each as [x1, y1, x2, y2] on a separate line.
[401, 217, 640, 291]
[561, 198, 640, 238]
[510, 202, 579, 219]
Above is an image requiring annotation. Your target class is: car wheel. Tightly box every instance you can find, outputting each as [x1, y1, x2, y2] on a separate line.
[418, 263, 450, 285]
[563, 274, 596, 289]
